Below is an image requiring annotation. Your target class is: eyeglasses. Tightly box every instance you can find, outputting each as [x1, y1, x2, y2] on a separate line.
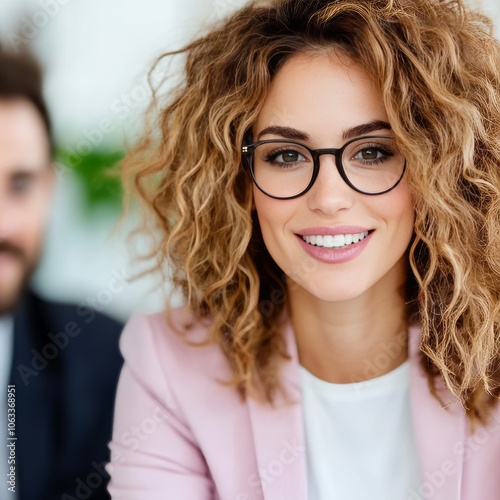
[241, 135, 406, 199]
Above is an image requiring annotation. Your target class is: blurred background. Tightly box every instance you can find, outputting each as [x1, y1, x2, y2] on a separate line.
[0, 0, 247, 321]
[0, 0, 498, 321]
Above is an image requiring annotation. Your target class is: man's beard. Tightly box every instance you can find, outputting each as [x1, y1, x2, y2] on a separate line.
[0, 241, 37, 315]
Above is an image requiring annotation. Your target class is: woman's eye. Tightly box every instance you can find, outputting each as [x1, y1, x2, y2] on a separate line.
[356, 148, 383, 160]
[351, 145, 395, 164]
[270, 150, 306, 163]
[280, 151, 301, 162]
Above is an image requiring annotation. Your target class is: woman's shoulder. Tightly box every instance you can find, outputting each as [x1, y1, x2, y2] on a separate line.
[119, 306, 235, 392]
[121, 306, 214, 348]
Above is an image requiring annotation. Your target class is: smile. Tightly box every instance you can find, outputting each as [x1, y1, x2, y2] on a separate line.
[302, 231, 370, 249]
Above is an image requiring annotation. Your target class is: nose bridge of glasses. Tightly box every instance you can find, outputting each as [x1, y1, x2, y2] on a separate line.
[306, 148, 355, 208]
[309, 148, 352, 196]
[314, 147, 343, 172]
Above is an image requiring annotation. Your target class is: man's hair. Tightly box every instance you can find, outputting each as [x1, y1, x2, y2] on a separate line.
[124, 0, 500, 423]
[0, 46, 53, 154]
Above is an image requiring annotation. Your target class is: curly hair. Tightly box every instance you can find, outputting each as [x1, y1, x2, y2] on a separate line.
[124, 0, 500, 423]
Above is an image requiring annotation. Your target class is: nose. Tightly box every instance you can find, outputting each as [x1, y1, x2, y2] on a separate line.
[306, 154, 355, 214]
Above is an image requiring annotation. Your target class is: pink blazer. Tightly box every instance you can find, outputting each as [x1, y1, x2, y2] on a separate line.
[107, 309, 500, 499]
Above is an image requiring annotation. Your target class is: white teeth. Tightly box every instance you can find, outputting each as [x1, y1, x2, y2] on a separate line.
[302, 231, 369, 248]
[323, 235, 334, 248]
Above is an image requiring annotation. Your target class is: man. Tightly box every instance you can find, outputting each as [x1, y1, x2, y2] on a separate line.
[0, 47, 123, 499]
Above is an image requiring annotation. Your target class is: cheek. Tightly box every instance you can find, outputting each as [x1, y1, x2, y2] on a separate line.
[253, 188, 293, 240]
[253, 188, 275, 234]
[253, 188, 290, 259]
[398, 184, 415, 224]
[18, 214, 44, 255]
[18, 192, 51, 249]
[383, 183, 415, 245]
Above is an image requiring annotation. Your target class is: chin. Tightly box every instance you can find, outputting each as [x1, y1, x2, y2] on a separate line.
[299, 280, 372, 304]
[0, 268, 34, 315]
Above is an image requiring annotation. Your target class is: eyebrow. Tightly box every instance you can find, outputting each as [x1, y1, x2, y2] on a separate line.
[342, 120, 392, 140]
[257, 126, 309, 141]
[256, 120, 392, 142]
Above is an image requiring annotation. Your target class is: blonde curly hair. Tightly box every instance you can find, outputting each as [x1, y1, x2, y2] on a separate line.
[124, 0, 500, 423]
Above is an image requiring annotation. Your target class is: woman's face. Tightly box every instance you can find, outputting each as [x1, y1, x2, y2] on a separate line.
[252, 51, 415, 304]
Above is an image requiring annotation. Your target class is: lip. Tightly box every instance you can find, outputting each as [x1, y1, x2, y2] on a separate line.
[295, 228, 374, 264]
[296, 226, 371, 237]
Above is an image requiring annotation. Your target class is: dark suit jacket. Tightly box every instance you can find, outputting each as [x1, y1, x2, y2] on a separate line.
[9, 292, 123, 500]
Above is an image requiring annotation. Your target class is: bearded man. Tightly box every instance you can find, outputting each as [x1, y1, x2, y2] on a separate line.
[0, 47, 123, 500]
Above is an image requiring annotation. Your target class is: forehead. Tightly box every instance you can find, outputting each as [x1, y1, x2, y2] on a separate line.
[0, 98, 50, 175]
[255, 51, 388, 140]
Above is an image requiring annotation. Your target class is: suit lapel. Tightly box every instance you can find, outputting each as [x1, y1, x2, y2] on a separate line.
[10, 294, 60, 500]
[408, 324, 465, 500]
[247, 320, 308, 500]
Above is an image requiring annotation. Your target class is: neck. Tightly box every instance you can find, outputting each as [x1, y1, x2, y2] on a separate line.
[289, 258, 409, 384]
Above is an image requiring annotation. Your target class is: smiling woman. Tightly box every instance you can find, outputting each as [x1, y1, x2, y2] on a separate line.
[251, 53, 414, 313]
[109, 1, 500, 499]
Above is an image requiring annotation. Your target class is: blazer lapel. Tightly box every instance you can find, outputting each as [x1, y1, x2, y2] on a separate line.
[247, 320, 308, 500]
[408, 324, 465, 500]
[247, 321, 471, 500]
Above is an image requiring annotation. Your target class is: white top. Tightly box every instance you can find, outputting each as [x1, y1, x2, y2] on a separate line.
[0, 315, 14, 498]
[299, 359, 421, 500]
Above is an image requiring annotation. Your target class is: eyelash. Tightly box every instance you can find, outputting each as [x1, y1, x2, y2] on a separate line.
[351, 144, 394, 166]
[264, 148, 309, 166]
[263, 144, 395, 168]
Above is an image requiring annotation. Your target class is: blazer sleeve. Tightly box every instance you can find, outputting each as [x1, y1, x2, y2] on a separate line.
[107, 313, 215, 499]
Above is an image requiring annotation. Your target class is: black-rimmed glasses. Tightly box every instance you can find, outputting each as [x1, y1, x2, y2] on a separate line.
[241, 135, 406, 199]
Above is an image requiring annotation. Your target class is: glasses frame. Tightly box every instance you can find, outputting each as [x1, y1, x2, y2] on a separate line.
[241, 135, 406, 199]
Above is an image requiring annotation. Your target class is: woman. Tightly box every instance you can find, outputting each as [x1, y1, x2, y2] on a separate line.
[108, 0, 500, 498]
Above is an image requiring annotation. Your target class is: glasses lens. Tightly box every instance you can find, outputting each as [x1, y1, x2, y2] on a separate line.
[252, 141, 314, 198]
[341, 137, 405, 194]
